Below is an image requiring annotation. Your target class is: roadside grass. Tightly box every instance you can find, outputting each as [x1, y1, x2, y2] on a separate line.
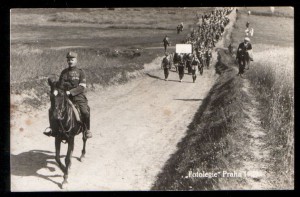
[246, 46, 294, 188]
[231, 9, 294, 188]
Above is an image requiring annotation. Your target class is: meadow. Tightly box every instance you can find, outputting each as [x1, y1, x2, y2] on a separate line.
[10, 7, 214, 105]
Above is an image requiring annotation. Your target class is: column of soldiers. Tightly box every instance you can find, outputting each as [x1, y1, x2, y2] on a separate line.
[162, 7, 233, 82]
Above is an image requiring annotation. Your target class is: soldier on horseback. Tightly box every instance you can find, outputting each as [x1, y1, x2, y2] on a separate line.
[44, 51, 92, 139]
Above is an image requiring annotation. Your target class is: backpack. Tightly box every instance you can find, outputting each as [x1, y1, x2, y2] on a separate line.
[192, 58, 198, 65]
[162, 57, 169, 67]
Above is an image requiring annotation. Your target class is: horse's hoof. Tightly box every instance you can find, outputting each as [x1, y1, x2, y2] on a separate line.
[61, 181, 68, 189]
[79, 156, 85, 162]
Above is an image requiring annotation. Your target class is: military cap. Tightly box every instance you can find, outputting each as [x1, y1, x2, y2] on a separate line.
[66, 51, 78, 58]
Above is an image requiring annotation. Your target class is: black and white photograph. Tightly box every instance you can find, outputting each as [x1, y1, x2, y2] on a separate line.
[10, 6, 294, 191]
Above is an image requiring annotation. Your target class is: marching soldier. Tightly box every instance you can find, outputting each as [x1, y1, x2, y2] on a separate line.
[161, 52, 171, 81]
[191, 53, 200, 83]
[163, 35, 171, 52]
[177, 53, 185, 82]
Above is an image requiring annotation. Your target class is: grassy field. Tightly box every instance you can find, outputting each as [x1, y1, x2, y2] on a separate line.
[11, 7, 214, 108]
[10, 8, 215, 83]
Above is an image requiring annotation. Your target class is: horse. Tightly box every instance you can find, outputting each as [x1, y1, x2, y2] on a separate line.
[49, 84, 88, 189]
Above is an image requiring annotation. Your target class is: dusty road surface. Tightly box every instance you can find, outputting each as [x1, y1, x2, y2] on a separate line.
[11, 60, 218, 191]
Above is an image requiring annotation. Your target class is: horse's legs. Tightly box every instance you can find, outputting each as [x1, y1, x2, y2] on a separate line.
[62, 137, 74, 188]
[80, 133, 87, 162]
[55, 137, 65, 172]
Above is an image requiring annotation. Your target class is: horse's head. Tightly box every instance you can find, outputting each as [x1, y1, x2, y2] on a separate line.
[52, 89, 68, 120]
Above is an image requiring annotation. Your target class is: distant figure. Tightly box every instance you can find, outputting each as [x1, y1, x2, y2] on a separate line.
[177, 22, 184, 34]
[246, 21, 250, 28]
[248, 10, 251, 15]
[191, 53, 200, 83]
[163, 35, 170, 52]
[236, 37, 253, 77]
[161, 53, 171, 81]
[228, 43, 233, 54]
[245, 27, 254, 37]
[177, 53, 185, 82]
[270, 7, 275, 14]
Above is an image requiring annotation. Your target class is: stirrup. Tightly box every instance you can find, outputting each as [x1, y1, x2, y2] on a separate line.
[43, 127, 53, 137]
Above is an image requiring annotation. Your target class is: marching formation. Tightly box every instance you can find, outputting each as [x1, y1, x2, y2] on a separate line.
[161, 7, 234, 82]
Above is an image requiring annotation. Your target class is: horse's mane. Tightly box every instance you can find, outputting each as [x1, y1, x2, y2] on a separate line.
[48, 79, 83, 138]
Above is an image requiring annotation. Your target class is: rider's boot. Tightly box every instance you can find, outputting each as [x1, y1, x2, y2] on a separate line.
[43, 127, 56, 137]
[84, 116, 92, 138]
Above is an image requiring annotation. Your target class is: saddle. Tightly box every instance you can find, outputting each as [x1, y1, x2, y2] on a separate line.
[66, 98, 82, 122]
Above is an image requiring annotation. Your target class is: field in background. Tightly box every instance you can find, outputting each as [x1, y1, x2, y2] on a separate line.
[232, 7, 294, 188]
[10, 8, 213, 82]
[11, 7, 214, 108]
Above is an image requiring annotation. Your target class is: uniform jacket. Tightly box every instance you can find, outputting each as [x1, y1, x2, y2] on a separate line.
[237, 42, 252, 59]
[58, 66, 87, 98]
[163, 37, 170, 45]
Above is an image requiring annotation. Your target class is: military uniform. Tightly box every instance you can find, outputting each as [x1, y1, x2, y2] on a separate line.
[161, 54, 171, 81]
[177, 54, 185, 82]
[44, 52, 91, 138]
[191, 56, 200, 82]
[58, 65, 90, 131]
[237, 38, 252, 76]
[163, 36, 170, 52]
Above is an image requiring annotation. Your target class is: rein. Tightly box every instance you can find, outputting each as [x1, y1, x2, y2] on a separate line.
[55, 94, 83, 142]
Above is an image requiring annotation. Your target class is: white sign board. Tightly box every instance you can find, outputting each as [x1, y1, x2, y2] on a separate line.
[176, 44, 192, 54]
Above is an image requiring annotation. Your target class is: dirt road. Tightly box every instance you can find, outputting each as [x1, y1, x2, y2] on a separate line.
[11, 61, 218, 191]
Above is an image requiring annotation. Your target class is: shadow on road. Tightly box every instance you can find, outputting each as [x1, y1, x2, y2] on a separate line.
[146, 73, 163, 80]
[11, 150, 64, 188]
[173, 99, 203, 101]
[146, 73, 195, 83]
